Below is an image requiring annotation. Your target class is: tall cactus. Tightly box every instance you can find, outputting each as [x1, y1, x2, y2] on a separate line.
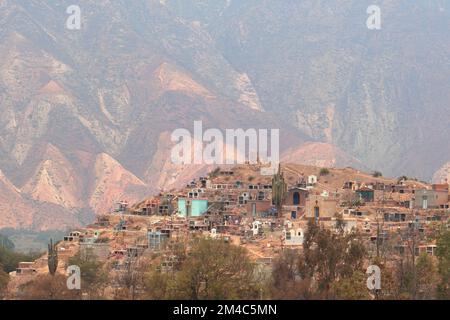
[47, 239, 58, 276]
[272, 164, 287, 217]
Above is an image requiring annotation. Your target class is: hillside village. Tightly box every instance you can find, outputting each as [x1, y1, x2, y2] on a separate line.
[5, 163, 450, 299]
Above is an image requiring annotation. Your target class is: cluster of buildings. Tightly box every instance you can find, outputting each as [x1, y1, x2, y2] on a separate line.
[107, 165, 450, 260]
[10, 164, 450, 283]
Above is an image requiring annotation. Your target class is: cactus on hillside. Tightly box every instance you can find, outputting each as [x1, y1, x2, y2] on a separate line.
[272, 164, 287, 217]
[47, 239, 58, 276]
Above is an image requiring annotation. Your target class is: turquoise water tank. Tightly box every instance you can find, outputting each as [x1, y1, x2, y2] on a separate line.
[178, 198, 187, 216]
[191, 199, 208, 217]
[177, 198, 208, 217]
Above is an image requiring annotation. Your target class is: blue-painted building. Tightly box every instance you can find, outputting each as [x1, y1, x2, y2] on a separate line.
[148, 230, 170, 250]
[177, 198, 208, 217]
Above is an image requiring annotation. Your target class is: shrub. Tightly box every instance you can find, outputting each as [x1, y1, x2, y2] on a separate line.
[372, 171, 383, 178]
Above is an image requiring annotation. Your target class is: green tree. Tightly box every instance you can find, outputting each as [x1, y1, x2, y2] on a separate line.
[372, 171, 383, 178]
[179, 239, 259, 299]
[143, 240, 187, 300]
[113, 255, 149, 300]
[436, 230, 450, 299]
[377, 262, 402, 300]
[208, 167, 221, 179]
[19, 274, 79, 300]
[0, 266, 9, 298]
[145, 238, 259, 300]
[298, 220, 367, 298]
[0, 246, 41, 273]
[67, 249, 108, 299]
[0, 234, 15, 250]
[416, 253, 439, 299]
[143, 269, 175, 300]
[332, 271, 371, 300]
[270, 249, 318, 300]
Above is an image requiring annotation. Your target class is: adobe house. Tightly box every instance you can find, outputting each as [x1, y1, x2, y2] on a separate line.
[347, 210, 369, 218]
[391, 183, 412, 193]
[283, 228, 304, 246]
[431, 183, 449, 192]
[188, 188, 206, 198]
[141, 198, 160, 215]
[15, 262, 37, 276]
[305, 194, 338, 220]
[158, 195, 175, 215]
[413, 188, 449, 209]
[188, 218, 209, 231]
[246, 200, 272, 217]
[114, 201, 129, 213]
[343, 181, 355, 190]
[415, 244, 437, 256]
[356, 187, 375, 202]
[287, 207, 305, 219]
[238, 192, 250, 204]
[63, 231, 81, 242]
[284, 187, 308, 206]
[199, 177, 208, 188]
[257, 190, 266, 201]
[384, 212, 407, 222]
[371, 182, 388, 191]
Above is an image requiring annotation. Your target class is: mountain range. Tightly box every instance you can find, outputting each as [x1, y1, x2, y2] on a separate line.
[0, 0, 449, 230]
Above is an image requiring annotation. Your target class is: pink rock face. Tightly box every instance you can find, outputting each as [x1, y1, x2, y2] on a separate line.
[1, 1, 448, 232]
[433, 162, 450, 184]
[281, 142, 364, 169]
